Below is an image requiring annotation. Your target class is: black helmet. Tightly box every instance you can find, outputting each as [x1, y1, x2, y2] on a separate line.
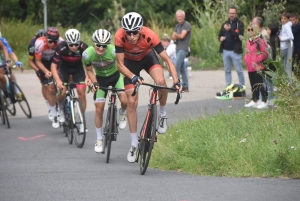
[46, 27, 59, 40]
[35, 29, 46, 38]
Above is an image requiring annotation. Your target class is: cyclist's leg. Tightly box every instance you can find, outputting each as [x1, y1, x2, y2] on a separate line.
[114, 72, 127, 129]
[73, 66, 87, 111]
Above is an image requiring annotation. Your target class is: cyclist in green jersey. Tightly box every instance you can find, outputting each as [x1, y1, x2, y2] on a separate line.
[83, 29, 127, 153]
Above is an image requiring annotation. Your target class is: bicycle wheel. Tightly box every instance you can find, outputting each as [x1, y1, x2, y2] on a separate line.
[6, 83, 16, 116]
[66, 100, 73, 144]
[73, 98, 86, 148]
[139, 105, 157, 175]
[106, 104, 115, 163]
[10, 81, 32, 118]
[0, 89, 10, 128]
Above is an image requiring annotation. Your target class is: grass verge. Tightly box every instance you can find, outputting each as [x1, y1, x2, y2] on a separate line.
[151, 108, 300, 178]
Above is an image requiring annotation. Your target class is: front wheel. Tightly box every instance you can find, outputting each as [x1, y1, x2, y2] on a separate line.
[139, 105, 157, 175]
[10, 81, 32, 118]
[73, 98, 86, 148]
[0, 90, 10, 128]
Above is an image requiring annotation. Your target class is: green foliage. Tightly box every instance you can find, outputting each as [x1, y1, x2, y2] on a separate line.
[262, 0, 287, 26]
[151, 109, 300, 178]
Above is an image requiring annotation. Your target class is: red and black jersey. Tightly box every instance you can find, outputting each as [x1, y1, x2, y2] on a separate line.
[52, 41, 88, 67]
[114, 26, 163, 61]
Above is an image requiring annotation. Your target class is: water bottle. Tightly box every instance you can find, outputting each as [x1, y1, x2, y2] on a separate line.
[6, 83, 10, 94]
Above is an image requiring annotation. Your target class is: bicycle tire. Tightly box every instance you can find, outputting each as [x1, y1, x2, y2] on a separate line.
[139, 105, 157, 175]
[11, 81, 32, 118]
[106, 104, 115, 163]
[73, 98, 86, 148]
[63, 99, 69, 137]
[0, 89, 10, 128]
[6, 82, 16, 115]
[67, 100, 74, 144]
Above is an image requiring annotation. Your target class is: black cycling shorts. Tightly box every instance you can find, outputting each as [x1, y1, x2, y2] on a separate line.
[123, 50, 162, 89]
[58, 64, 85, 83]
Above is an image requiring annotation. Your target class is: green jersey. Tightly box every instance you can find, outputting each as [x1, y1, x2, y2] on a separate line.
[82, 45, 117, 77]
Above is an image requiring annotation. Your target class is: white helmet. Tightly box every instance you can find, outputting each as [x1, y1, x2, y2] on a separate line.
[92, 29, 111, 44]
[121, 12, 143, 31]
[65, 29, 81, 44]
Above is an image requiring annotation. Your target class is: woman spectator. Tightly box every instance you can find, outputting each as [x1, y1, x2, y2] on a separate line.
[244, 23, 269, 109]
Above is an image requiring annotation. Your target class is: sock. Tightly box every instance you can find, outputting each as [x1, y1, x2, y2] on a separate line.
[58, 102, 64, 111]
[45, 100, 51, 111]
[96, 127, 103, 140]
[130, 133, 138, 147]
[160, 105, 167, 117]
[50, 105, 57, 117]
[119, 108, 126, 115]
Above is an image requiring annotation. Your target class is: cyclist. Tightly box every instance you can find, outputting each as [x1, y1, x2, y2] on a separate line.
[83, 29, 127, 153]
[28, 29, 53, 120]
[35, 27, 63, 128]
[51, 28, 89, 132]
[0, 35, 11, 106]
[114, 12, 182, 162]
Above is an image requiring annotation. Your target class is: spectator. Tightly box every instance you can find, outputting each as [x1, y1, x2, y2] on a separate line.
[290, 13, 300, 76]
[172, 9, 191, 92]
[279, 12, 294, 79]
[244, 24, 269, 109]
[266, 23, 279, 103]
[252, 17, 269, 42]
[161, 33, 189, 80]
[218, 6, 245, 88]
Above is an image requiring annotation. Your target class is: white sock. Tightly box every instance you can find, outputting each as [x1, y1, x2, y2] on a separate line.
[160, 105, 167, 117]
[96, 127, 103, 140]
[45, 100, 51, 110]
[50, 105, 57, 117]
[119, 108, 126, 115]
[130, 133, 138, 147]
[58, 102, 64, 111]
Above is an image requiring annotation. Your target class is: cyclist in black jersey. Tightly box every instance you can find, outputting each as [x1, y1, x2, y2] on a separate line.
[51, 29, 89, 133]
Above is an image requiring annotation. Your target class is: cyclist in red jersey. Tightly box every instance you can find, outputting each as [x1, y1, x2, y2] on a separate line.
[114, 12, 182, 162]
[35, 27, 63, 128]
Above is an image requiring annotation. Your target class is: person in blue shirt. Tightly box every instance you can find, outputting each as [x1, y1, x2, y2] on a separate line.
[290, 13, 300, 76]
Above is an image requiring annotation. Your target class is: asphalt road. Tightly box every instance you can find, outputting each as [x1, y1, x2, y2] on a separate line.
[0, 70, 299, 201]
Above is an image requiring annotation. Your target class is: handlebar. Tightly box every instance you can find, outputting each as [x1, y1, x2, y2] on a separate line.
[131, 82, 181, 105]
[92, 86, 125, 101]
[56, 81, 86, 96]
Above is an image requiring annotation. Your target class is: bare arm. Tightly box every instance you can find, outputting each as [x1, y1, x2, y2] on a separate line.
[9, 52, 18, 63]
[159, 50, 178, 84]
[0, 41, 10, 61]
[172, 30, 188, 40]
[116, 52, 135, 79]
[28, 59, 39, 72]
[50, 62, 63, 89]
[85, 65, 97, 84]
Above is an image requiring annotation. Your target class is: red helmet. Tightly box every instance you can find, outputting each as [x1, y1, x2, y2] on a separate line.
[46, 27, 59, 40]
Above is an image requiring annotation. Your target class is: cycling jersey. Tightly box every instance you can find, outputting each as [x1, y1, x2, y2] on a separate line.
[34, 36, 63, 68]
[52, 41, 88, 67]
[114, 26, 164, 61]
[28, 37, 36, 61]
[82, 45, 117, 77]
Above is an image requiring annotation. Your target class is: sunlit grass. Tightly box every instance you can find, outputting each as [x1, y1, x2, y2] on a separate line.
[151, 109, 300, 178]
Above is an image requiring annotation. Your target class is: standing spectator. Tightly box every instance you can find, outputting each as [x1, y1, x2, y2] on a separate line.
[244, 24, 269, 109]
[218, 6, 245, 88]
[266, 23, 279, 103]
[290, 13, 300, 76]
[161, 33, 189, 79]
[279, 12, 294, 79]
[252, 17, 269, 42]
[172, 9, 191, 92]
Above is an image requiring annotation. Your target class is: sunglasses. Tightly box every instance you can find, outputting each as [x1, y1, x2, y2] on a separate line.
[95, 44, 107, 48]
[248, 28, 253, 31]
[125, 30, 139, 36]
[68, 43, 80, 47]
[47, 40, 58, 44]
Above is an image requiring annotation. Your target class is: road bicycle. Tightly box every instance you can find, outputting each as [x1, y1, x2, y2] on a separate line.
[93, 86, 125, 163]
[57, 82, 86, 148]
[0, 85, 10, 128]
[3, 63, 32, 118]
[131, 82, 181, 175]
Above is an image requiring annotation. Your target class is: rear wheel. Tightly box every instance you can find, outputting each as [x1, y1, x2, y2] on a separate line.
[139, 105, 157, 175]
[11, 81, 32, 118]
[73, 98, 86, 148]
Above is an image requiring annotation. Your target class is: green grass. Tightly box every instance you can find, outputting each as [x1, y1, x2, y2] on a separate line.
[151, 109, 300, 178]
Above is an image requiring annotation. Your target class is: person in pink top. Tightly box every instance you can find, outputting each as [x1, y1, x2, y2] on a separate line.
[244, 23, 269, 109]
